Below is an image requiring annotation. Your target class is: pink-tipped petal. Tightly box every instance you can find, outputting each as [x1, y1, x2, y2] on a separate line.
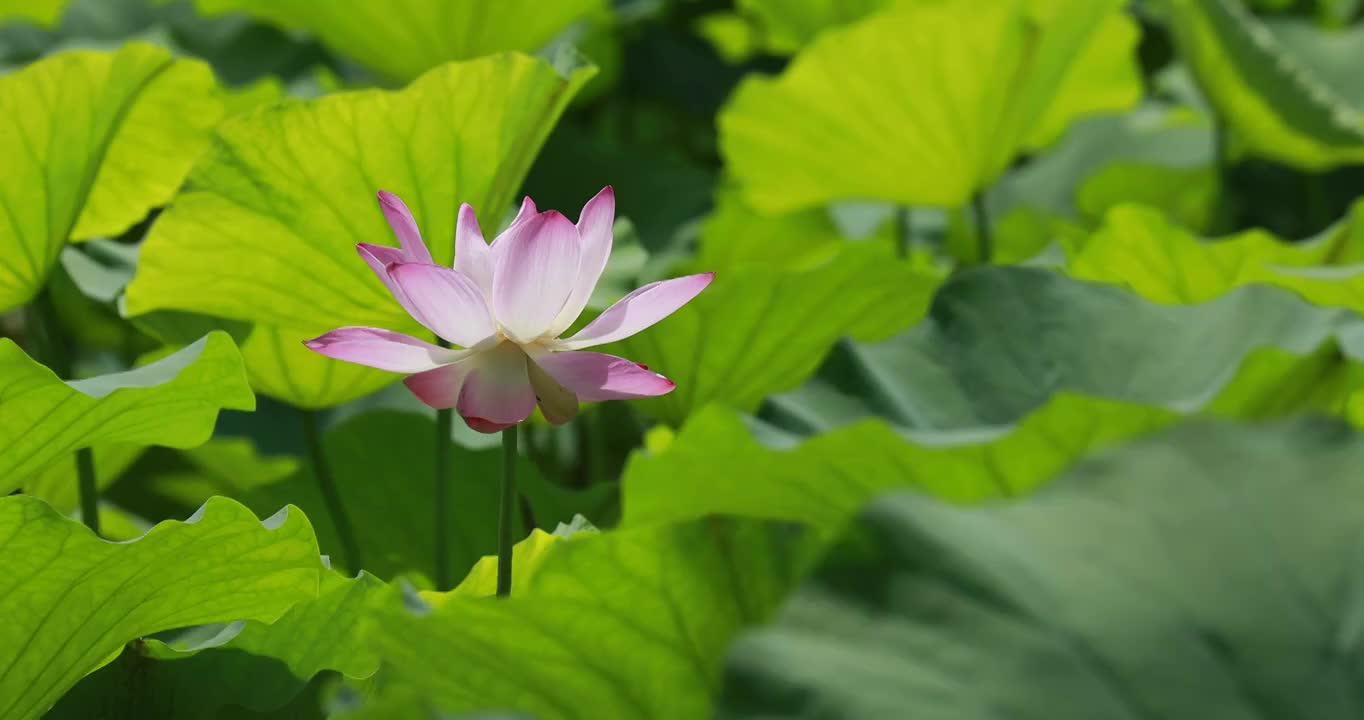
[357, 242, 407, 296]
[456, 342, 536, 428]
[390, 263, 497, 348]
[304, 327, 463, 373]
[504, 197, 539, 235]
[550, 186, 615, 336]
[454, 203, 494, 297]
[534, 351, 675, 401]
[377, 191, 433, 264]
[404, 361, 472, 409]
[492, 211, 581, 343]
[559, 273, 714, 350]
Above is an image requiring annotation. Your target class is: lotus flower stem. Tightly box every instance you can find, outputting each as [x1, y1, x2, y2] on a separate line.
[25, 287, 99, 534]
[894, 207, 911, 260]
[434, 406, 453, 589]
[971, 193, 992, 264]
[301, 410, 362, 573]
[497, 426, 518, 597]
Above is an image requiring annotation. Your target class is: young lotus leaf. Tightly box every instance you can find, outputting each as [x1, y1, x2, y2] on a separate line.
[124, 53, 596, 408]
[0, 495, 320, 720]
[764, 266, 1360, 433]
[613, 243, 941, 425]
[720, 417, 1364, 719]
[719, 0, 1140, 213]
[0, 43, 221, 311]
[0, 332, 254, 493]
[50, 570, 383, 718]
[1165, 0, 1364, 170]
[0, 0, 67, 26]
[192, 0, 606, 83]
[371, 519, 803, 719]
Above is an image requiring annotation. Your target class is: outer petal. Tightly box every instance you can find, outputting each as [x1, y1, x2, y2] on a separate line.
[404, 361, 472, 409]
[377, 190, 434, 264]
[304, 327, 464, 373]
[492, 211, 581, 343]
[527, 357, 579, 424]
[498, 197, 538, 241]
[390, 263, 497, 348]
[558, 273, 714, 350]
[457, 342, 536, 430]
[357, 243, 407, 297]
[454, 203, 494, 297]
[549, 186, 615, 336]
[535, 351, 675, 401]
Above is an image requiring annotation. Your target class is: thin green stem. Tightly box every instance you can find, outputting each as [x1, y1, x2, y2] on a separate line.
[26, 288, 99, 534]
[434, 407, 453, 589]
[971, 193, 992, 265]
[301, 410, 362, 573]
[497, 426, 519, 598]
[894, 207, 912, 260]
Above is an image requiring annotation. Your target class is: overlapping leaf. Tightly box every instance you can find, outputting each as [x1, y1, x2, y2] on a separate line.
[0, 332, 254, 493]
[51, 569, 382, 719]
[193, 0, 606, 83]
[370, 519, 803, 719]
[0, 43, 221, 311]
[612, 243, 940, 425]
[719, 0, 1140, 212]
[124, 53, 596, 408]
[0, 495, 320, 720]
[721, 417, 1364, 718]
[1165, 0, 1364, 170]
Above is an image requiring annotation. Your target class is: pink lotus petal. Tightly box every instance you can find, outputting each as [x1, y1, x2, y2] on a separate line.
[534, 351, 675, 401]
[492, 211, 581, 343]
[404, 361, 472, 409]
[549, 186, 615, 336]
[559, 273, 714, 350]
[390, 263, 497, 348]
[456, 342, 536, 429]
[527, 356, 579, 424]
[454, 203, 494, 297]
[303, 327, 463, 373]
[377, 190, 433, 265]
[357, 242, 406, 296]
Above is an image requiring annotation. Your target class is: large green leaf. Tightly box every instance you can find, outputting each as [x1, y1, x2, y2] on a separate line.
[0, 0, 67, 27]
[1165, 0, 1364, 170]
[124, 53, 595, 408]
[718, 0, 1140, 212]
[612, 243, 941, 425]
[0, 42, 221, 311]
[51, 569, 382, 719]
[720, 417, 1364, 718]
[193, 0, 606, 83]
[762, 266, 1361, 434]
[0, 495, 320, 720]
[624, 299, 1363, 533]
[0, 331, 254, 494]
[370, 519, 803, 719]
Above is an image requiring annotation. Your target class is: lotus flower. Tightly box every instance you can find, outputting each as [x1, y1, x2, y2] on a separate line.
[305, 187, 712, 433]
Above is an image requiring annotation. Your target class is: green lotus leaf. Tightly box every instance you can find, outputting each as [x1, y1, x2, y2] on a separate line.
[0, 331, 254, 494]
[371, 519, 804, 719]
[0, 42, 221, 311]
[719, 0, 1140, 213]
[0, 495, 321, 720]
[50, 569, 382, 718]
[612, 243, 941, 425]
[720, 416, 1364, 718]
[192, 0, 606, 83]
[1165, 0, 1364, 170]
[0, 0, 67, 27]
[124, 53, 595, 408]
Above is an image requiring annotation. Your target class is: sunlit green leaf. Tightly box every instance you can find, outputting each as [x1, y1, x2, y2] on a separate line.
[0, 495, 320, 720]
[371, 519, 803, 719]
[0, 42, 221, 311]
[51, 569, 382, 719]
[0, 331, 254, 494]
[124, 53, 595, 408]
[720, 417, 1364, 718]
[719, 0, 1140, 212]
[1165, 0, 1364, 170]
[613, 243, 942, 425]
[0, 0, 67, 27]
[193, 0, 606, 83]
